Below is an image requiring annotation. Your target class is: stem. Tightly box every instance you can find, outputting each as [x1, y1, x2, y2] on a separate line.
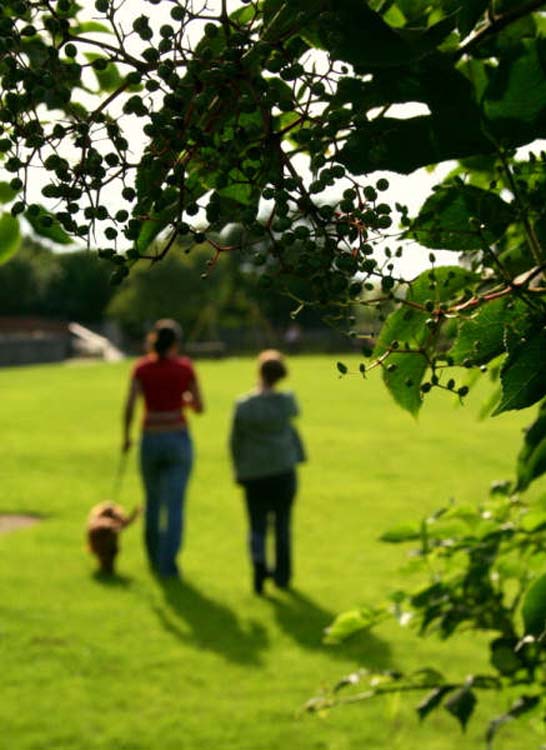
[499, 150, 545, 267]
[457, 0, 546, 58]
[65, 34, 144, 69]
[88, 80, 131, 122]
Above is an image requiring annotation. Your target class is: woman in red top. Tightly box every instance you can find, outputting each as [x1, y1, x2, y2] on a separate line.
[123, 319, 204, 578]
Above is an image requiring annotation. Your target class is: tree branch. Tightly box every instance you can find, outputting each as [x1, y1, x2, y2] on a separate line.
[457, 0, 546, 59]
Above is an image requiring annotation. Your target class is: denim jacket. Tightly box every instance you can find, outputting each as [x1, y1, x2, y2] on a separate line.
[229, 390, 306, 482]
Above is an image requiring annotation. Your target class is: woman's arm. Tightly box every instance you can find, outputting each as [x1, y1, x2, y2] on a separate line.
[184, 377, 205, 414]
[122, 377, 141, 453]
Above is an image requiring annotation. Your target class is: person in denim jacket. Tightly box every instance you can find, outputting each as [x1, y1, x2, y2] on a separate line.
[230, 350, 305, 594]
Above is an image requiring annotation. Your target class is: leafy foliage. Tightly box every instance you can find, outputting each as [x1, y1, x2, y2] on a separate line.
[307, 486, 546, 745]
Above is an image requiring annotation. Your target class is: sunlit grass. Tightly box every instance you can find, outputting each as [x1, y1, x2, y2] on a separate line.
[0, 355, 539, 749]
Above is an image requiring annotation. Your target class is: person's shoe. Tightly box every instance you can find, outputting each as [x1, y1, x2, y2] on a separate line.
[273, 571, 290, 590]
[253, 563, 267, 595]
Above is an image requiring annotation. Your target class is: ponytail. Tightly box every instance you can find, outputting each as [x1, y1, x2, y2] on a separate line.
[149, 319, 182, 358]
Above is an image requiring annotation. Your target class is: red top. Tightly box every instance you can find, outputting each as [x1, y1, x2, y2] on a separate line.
[133, 354, 196, 430]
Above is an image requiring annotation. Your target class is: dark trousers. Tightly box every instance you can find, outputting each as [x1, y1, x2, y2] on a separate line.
[242, 470, 296, 587]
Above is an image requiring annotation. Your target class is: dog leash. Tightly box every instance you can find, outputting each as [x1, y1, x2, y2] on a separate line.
[110, 451, 128, 501]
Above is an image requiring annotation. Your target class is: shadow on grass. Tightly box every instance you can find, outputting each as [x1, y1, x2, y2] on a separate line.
[154, 577, 269, 666]
[91, 570, 133, 587]
[267, 588, 392, 669]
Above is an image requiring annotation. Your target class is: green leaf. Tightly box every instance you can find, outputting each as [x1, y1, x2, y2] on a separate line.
[316, 0, 413, 70]
[323, 608, 378, 645]
[450, 298, 530, 366]
[517, 402, 546, 491]
[0, 182, 19, 204]
[217, 181, 254, 206]
[382, 352, 428, 416]
[457, 0, 489, 37]
[24, 206, 72, 245]
[378, 268, 477, 356]
[279, 273, 316, 304]
[135, 202, 179, 255]
[84, 53, 123, 92]
[417, 686, 455, 721]
[486, 696, 541, 749]
[229, 5, 256, 25]
[493, 330, 546, 415]
[340, 115, 492, 175]
[74, 21, 112, 34]
[489, 637, 523, 676]
[508, 694, 541, 718]
[522, 573, 546, 636]
[478, 382, 502, 420]
[338, 52, 493, 175]
[375, 306, 427, 357]
[411, 185, 514, 251]
[65, 102, 89, 120]
[0, 213, 21, 265]
[412, 582, 448, 609]
[136, 154, 173, 215]
[374, 267, 477, 414]
[22, 38, 50, 67]
[383, 4, 406, 27]
[262, 0, 303, 40]
[444, 685, 477, 730]
[520, 507, 546, 532]
[403, 14, 457, 55]
[484, 40, 546, 144]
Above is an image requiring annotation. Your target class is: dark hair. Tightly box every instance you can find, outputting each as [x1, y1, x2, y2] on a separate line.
[151, 319, 182, 357]
[260, 357, 287, 386]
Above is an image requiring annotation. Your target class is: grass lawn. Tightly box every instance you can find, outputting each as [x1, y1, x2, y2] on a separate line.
[0, 355, 543, 750]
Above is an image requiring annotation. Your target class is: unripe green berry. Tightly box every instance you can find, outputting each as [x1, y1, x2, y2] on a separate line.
[171, 6, 185, 20]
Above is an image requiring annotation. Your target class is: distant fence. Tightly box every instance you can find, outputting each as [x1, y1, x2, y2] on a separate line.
[125, 326, 361, 358]
[0, 319, 368, 367]
[214, 326, 363, 355]
[0, 333, 70, 366]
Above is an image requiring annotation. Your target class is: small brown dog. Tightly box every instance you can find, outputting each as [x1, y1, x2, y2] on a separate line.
[87, 501, 140, 575]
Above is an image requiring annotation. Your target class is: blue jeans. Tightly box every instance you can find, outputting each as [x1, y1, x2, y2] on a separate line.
[140, 430, 193, 577]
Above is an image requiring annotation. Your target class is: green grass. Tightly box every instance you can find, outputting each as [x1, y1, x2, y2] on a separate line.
[0, 355, 542, 749]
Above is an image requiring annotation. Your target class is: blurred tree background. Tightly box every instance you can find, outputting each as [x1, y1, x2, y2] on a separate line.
[0, 237, 331, 346]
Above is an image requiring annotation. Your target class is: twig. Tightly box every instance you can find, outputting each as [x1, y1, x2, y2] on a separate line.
[457, 0, 546, 58]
